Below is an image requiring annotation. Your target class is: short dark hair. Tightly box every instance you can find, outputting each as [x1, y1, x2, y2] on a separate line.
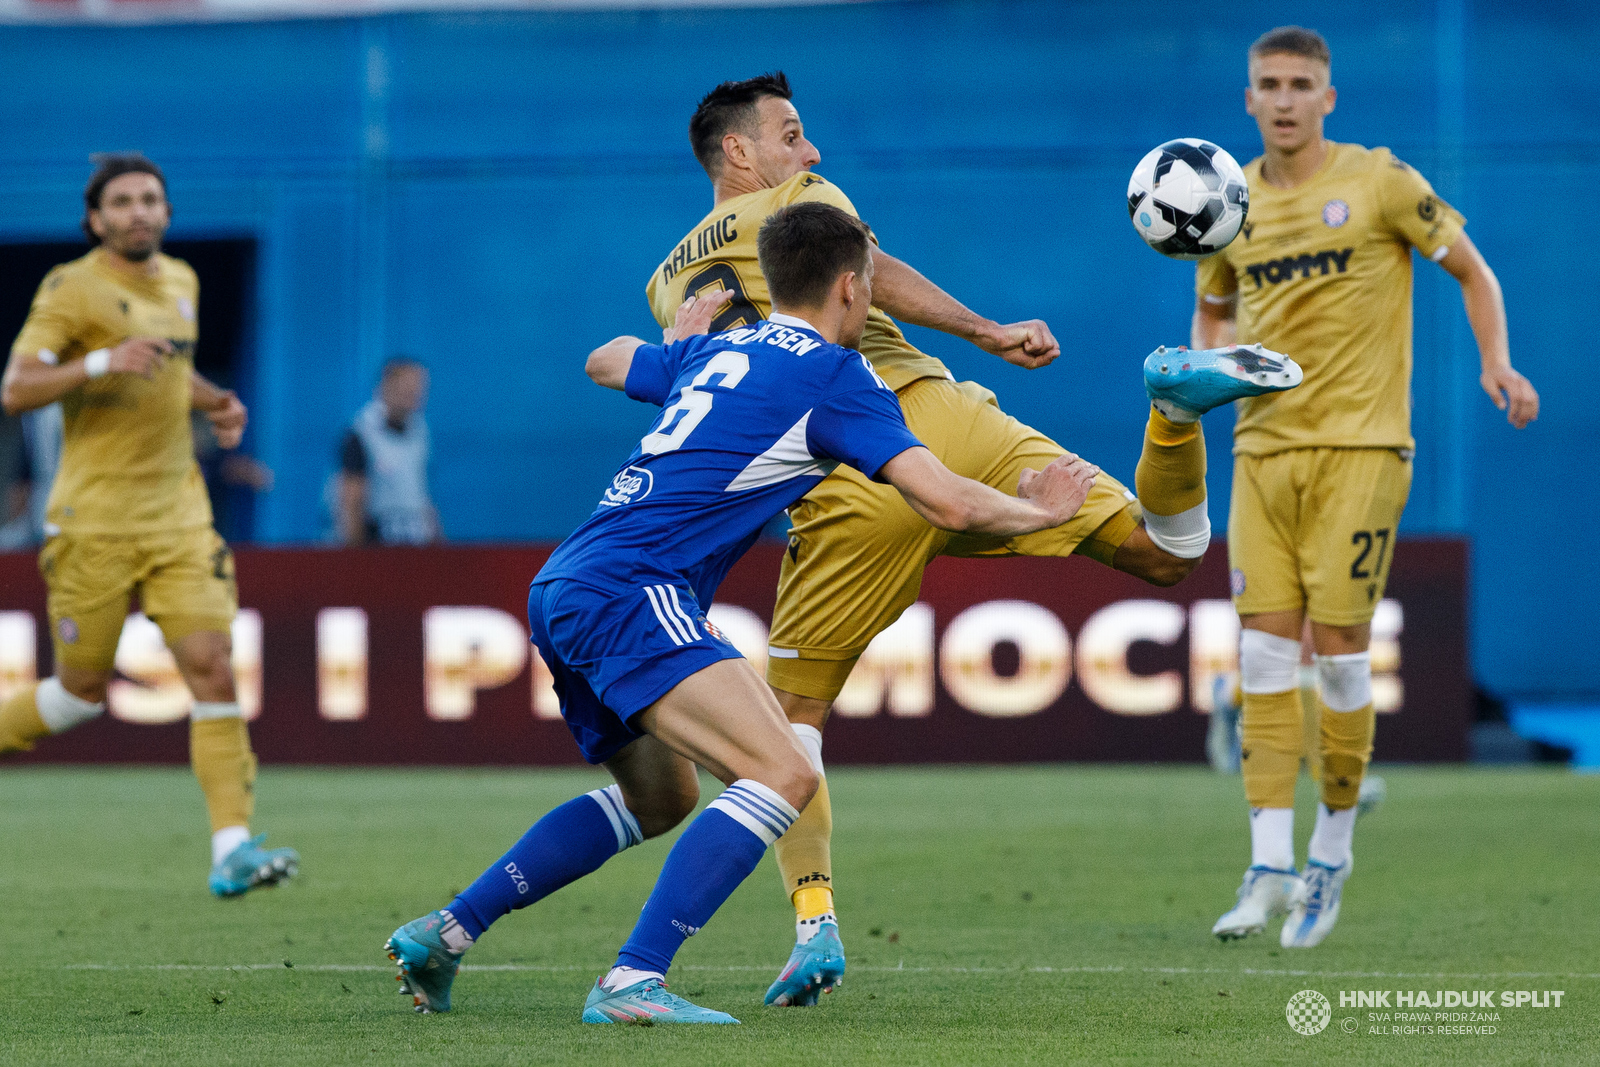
[82, 154, 167, 245]
[1249, 26, 1331, 69]
[381, 356, 426, 381]
[688, 71, 792, 176]
[757, 202, 871, 309]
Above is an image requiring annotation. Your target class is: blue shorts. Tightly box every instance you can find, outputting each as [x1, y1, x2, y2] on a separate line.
[528, 576, 744, 765]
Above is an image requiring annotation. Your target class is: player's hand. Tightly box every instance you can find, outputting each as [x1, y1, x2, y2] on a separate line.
[1481, 365, 1539, 429]
[664, 289, 735, 344]
[1017, 453, 1098, 526]
[107, 337, 172, 378]
[206, 391, 249, 449]
[977, 319, 1060, 370]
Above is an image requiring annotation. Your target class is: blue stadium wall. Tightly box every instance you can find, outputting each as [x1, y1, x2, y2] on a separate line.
[0, 0, 1592, 699]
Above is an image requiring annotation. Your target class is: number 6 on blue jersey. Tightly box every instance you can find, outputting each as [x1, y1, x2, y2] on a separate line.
[641, 350, 750, 455]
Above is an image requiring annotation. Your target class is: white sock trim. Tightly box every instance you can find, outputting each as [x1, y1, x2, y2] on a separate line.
[1315, 652, 1373, 713]
[191, 701, 243, 722]
[211, 825, 251, 866]
[1151, 397, 1201, 424]
[587, 784, 645, 851]
[36, 677, 105, 733]
[1141, 500, 1211, 559]
[706, 779, 799, 847]
[1249, 806, 1295, 871]
[1239, 630, 1302, 694]
[790, 723, 824, 775]
[1308, 803, 1357, 868]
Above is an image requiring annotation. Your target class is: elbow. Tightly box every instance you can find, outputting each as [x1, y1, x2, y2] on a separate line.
[583, 350, 607, 385]
[931, 498, 978, 534]
[1, 381, 23, 417]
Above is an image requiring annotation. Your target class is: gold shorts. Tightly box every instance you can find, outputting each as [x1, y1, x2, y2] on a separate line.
[40, 526, 237, 672]
[1228, 448, 1412, 627]
[767, 377, 1139, 701]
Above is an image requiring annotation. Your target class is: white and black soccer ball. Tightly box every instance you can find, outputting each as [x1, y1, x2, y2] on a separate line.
[1127, 139, 1249, 260]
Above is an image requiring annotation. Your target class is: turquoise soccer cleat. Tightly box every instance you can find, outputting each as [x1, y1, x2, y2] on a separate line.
[207, 833, 299, 897]
[582, 976, 739, 1024]
[765, 922, 846, 1006]
[1144, 343, 1302, 417]
[386, 910, 471, 1013]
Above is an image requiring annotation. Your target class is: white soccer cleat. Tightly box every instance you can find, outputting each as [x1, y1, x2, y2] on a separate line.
[1280, 858, 1353, 949]
[1212, 865, 1300, 941]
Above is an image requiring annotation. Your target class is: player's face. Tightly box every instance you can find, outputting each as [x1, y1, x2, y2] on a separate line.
[90, 172, 170, 262]
[1245, 53, 1336, 154]
[839, 255, 873, 350]
[380, 365, 429, 418]
[744, 96, 821, 187]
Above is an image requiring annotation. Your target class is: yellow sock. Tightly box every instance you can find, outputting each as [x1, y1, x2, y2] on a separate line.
[1134, 406, 1207, 516]
[1241, 689, 1302, 809]
[190, 716, 257, 832]
[1319, 701, 1375, 810]
[1299, 682, 1322, 782]
[0, 684, 47, 755]
[775, 774, 834, 916]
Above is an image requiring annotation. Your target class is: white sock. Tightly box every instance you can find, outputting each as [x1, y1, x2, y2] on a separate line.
[1249, 807, 1294, 871]
[1307, 804, 1356, 868]
[602, 965, 664, 991]
[797, 910, 837, 945]
[192, 700, 242, 721]
[1152, 397, 1201, 424]
[211, 825, 251, 866]
[790, 723, 824, 775]
[35, 677, 105, 734]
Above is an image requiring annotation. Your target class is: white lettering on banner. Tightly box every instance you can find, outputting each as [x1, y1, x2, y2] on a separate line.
[1188, 600, 1239, 711]
[835, 604, 934, 718]
[1076, 600, 1186, 715]
[705, 604, 770, 678]
[530, 647, 560, 719]
[423, 607, 528, 721]
[109, 611, 262, 723]
[0, 610, 37, 703]
[1372, 599, 1403, 713]
[317, 608, 368, 721]
[939, 601, 1070, 717]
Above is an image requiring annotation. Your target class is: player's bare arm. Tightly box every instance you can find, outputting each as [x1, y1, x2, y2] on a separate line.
[880, 446, 1097, 537]
[192, 371, 248, 449]
[1191, 292, 1238, 350]
[868, 247, 1060, 369]
[587, 289, 734, 390]
[1, 337, 170, 415]
[1436, 233, 1539, 428]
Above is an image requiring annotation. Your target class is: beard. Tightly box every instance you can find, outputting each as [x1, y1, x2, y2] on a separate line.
[105, 225, 162, 262]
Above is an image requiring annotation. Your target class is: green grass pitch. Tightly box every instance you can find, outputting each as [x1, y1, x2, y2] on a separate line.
[0, 764, 1594, 1066]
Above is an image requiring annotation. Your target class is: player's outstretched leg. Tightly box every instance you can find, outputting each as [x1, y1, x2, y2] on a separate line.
[385, 783, 648, 1012]
[1143, 342, 1302, 420]
[767, 720, 845, 1006]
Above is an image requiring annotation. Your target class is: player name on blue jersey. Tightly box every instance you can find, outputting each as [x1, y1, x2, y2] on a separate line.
[536, 314, 922, 607]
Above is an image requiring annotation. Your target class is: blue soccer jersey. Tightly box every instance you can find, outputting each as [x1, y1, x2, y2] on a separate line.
[537, 314, 923, 605]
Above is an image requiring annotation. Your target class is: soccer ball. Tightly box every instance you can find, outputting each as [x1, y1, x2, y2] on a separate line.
[1127, 139, 1249, 259]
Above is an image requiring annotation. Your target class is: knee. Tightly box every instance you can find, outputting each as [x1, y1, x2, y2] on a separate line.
[1131, 548, 1200, 588]
[772, 759, 820, 816]
[57, 670, 110, 706]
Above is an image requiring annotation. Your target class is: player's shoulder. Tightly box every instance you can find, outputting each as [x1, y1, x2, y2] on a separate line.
[37, 252, 100, 295]
[1332, 142, 1413, 181]
[157, 252, 199, 287]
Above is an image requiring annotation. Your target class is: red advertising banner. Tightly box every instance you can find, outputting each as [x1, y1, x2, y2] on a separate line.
[0, 539, 1469, 765]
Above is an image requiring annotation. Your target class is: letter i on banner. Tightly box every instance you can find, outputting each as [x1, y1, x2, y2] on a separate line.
[318, 608, 368, 721]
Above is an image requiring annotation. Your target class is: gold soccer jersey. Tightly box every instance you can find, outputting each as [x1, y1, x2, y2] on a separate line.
[11, 249, 211, 536]
[645, 170, 952, 391]
[1196, 143, 1465, 455]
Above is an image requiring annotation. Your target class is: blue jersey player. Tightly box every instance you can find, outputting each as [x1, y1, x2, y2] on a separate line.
[385, 203, 1100, 1024]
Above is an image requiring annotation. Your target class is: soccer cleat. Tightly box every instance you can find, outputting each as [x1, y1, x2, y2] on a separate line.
[386, 910, 470, 1013]
[582, 976, 739, 1025]
[765, 921, 846, 1006]
[1357, 775, 1387, 819]
[207, 833, 299, 897]
[1281, 858, 1352, 949]
[1206, 674, 1242, 774]
[1212, 865, 1300, 941]
[1144, 343, 1303, 417]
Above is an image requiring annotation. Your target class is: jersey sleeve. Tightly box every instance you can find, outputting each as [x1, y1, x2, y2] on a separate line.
[623, 336, 700, 406]
[11, 267, 82, 358]
[1377, 154, 1466, 259]
[1195, 251, 1238, 302]
[806, 353, 924, 482]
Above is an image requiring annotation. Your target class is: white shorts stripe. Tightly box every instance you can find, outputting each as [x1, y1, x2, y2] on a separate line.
[663, 585, 700, 640]
[653, 585, 696, 644]
[642, 586, 685, 646]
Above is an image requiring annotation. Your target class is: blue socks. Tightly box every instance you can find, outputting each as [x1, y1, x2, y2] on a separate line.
[615, 780, 798, 975]
[449, 785, 643, 939]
